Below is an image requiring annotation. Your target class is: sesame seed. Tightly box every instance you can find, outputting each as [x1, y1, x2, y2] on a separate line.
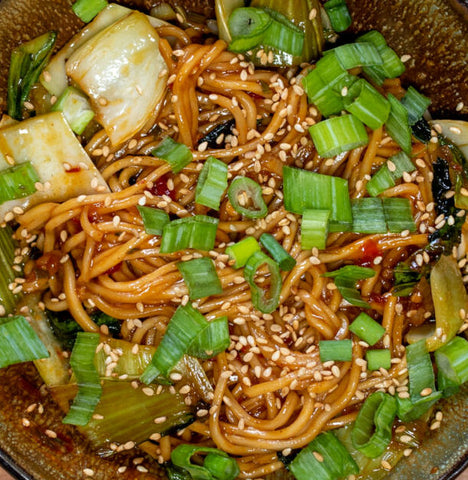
[22, 418, 30, 427]
[83, 468, 94, 476]
[400, 54, 411, 63]
[420, 387, 432, 397]
[313, 451, 324, 462]
[45, 429, 57, 438]
[381, 460, 392, 470]
[456, 102, 464, 112]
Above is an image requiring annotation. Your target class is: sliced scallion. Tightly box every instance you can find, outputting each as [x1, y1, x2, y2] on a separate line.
[333, 42, 383, 70]
[351, 197, 387, 234]
[227, 176, 267, 219]
[385, 93, 412, 155]
[259, 233, 296, 271]
[382, 197, 416, 233]
[177, 257, 223, 299]
[226, 236, 261, 269]
[63, 332, 102, 426]
[137, 205, 170, 236]
[366, 349, 391, 371]
[0, 162, 40, 206]
[188, 316, 230, 360]
[319, 339, 353, 362]
[0, 226, 20, 315]
[153, 137, 193, 174]
[309, 114, 369, 158]
[228, 7, 272, 41]
[349, 312, 385, 346]
[195, 156, 228, 210]
[244, 251, 281, 314]
[435, 336, 468, 394]
[301, 209, 330, 250]
[401, 86, 431, 126]
[72, 0, 108, 23]
[323, 0, 352, 32]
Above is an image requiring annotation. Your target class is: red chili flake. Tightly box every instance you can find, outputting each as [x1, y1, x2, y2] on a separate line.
[36, 251, 62, 275]
[65, 166, 81, 173]
[247, 91, 264, 99]
[369, 292, 386, 305]
[356, 239, 381, 267]
[105, 262, 122, 275]
[148, 173, 175, 200]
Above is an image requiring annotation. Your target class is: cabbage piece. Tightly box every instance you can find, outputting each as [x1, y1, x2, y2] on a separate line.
[40, 3, 168, 97]
[0, 111, 109, 219]
[66, 11, 168, 147]
[432, 119, 468, 160]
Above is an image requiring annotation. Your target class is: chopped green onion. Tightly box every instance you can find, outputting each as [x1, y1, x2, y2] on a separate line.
[63, 332, 101, 426]
[0, 316, 49, 368]
[283, 166, 353, 231]
[153, 137, 193, 174]
[352, 392, 397, 458]
[401, 86, 431, 126]
[332, 42, 383, 70]
[259, 233, 296, 271]
[244, 251, 281, 314]
[382, 197, 416, 233]
[160, 215, 219, 253]
[435, 336, 468, 394]
[301, 209, 330, 250]
[366, 152, 415, 197]
[0, 226, 21, 315]
[228, 7, 272, 41]
[313, 52, 356, 90]
[349, 312, 385, 346]
[7, 31, 56, 120]
[195, 156, 228, 210]
[323, 0, 352, 32]
[51, 86, 95, 135]
[171, 444, 240, 480]
[226, 236, 261, 269]
[0, 162, 40, 205]
[351, 198, 387, 234]
[385, 93, 412, 155]
[227, 176, 268, 219]
[72, 0, 108, 23]
[289, 431, 358, 480]
[397, 339, 442, 422]
[177, 257, 223, 299]
[324, 265, 375, 308]
[309, 114, 369, 158]
[319, 339, 353, 362]
[343, 79, 390, 130]
[188, 316, 230, 360]
[366, 349, 391, 371]
[137, 205, 170, 235]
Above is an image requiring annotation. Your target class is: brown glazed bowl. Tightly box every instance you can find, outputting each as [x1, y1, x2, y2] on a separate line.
[0, 1, 468, 479]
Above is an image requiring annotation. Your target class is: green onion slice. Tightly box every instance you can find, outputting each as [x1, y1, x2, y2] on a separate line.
[351, 198, 387, 234]
[171, 444, 240, 480]
[332, 42, 383, 70]
[153, 137, 193, 174]
[366, 349, 391, 371]
[259, 233, 296, 271]
[0, 162, 40, 205]
[401, 86, 431, 126]
[177, 257, 223, 300]
[160, 215, 219, 254]
[351, 391, 397, 458]
[301, 209, 330, 250]
[349, 312, 385, 346]
[138, 205, 170, 235]
[228, 7, 272, 40]
[319, 339, 353, 362]
[290, 431, 358, 480]
[227, 176, 268, 219]
[0, 226, 20, 315]
[309, 114, 369, 158]
[435, 336, 468, 391]
[72, 0, 108, 23]
[7, 31, 56, 120]
[195, 156, 228, 210]
[63, 332, 102, 426]
[382, 197, 416, 233]
[0, 316, 49, 368]
[244, 251, 281, 314]
[226, 236, 261, 269]
[323, 0, 352, 32]
[385, 93, 412, 155]
[188, 316, 230, 360]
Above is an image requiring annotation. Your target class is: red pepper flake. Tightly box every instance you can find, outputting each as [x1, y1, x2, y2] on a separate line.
[36, 251, 62, 275]
[105, 262, 122, 275]
[148, 173, 175, 200]
[65, 166, 81, 173]
[357, 239, 381, 267]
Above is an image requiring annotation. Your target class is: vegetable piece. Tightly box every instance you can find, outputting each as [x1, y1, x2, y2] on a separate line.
[80, 380, 193, 449]
[177, 257, 223, 300]
[289, 431, 358, 480]
[309, 114, 369, 158]
[385, 94, 412, 155]
[228, 7, 272, 51]
[0, 162, 39, 206]
[352, 392, 397, 458]
[435, 336, 468, 396]
[63, 332, 101, 426]
[72, 0, 108, 23]
[283, 166, 352, 231]
[259, 233, 296, 271]
[432, 120, 468, 161]
[366, 349, 391, 371]
[226, 236, 261, 269]
[382, 197, 416, 233]
[195, 156, 228, 210]
[366, 151, 415, 197]
[227, 176, 268, 219]
[301, 209, 330, 250]
[323, 0, 352, 32]
[0, 316, 49, 368]
[351, 198, 387, 234]
[138, 205, 170, 235]
[153, 137, 193, 174]
[0, 112, 109, 219]
[343, 79, 390, 130]
[332, 42, 383, 70]
[400, 86, 431, 126]
[7, 31, 56, 120]
[0, 226, 20, 315]
[324, 265, 376, 308]
[319, 339, 353, 362]
[171, 444, 240, 480]
[188, 316, 230, 359]
[66, 11, 168, 147]
[349, 312, 385, 346]
[160, 215, 219, 254]
[215, 0, 246, 43]
[244, 251, 281, 314]
[51, 86, 95, 135]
